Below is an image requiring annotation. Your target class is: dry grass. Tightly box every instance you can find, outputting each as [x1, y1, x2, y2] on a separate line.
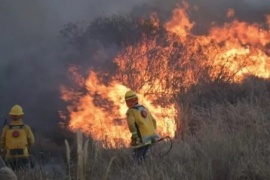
[65, 139, 71, 180]
[15, 79, 270, 180]
[0, 167, 17, 180]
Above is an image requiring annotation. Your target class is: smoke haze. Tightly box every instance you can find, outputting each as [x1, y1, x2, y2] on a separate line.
[0, 0, 269, 135]
[0, 0, 150, 134]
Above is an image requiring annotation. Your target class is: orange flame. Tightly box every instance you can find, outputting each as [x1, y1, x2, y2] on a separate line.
[267, 15, 270, 28]
[61, 4, 270, 148]
[61, 70, 177, 148]
[227, 8, 235, 18]
[165, 4, 270, 81]
[165, 3, 195, 40]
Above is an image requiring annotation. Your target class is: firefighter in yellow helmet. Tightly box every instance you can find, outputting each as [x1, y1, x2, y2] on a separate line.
[125, 90, 159, 162]
[0, 105, 35, 170]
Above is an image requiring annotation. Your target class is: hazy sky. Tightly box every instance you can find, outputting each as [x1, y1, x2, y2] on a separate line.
[0, 0, 269, 133]
[0, 0, 152, 133]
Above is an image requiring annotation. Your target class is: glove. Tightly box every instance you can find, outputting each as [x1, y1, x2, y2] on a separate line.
[151, 138, 157, 144]
[0, 149, 6, 157]
[130, 137, 139, 146]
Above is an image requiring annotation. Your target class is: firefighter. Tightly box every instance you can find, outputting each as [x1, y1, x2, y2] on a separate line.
[0, 105, 35, 170]
[125, 90, 159, 162]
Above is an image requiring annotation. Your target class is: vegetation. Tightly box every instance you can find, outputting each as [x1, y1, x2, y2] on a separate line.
[12, 14, 270, 180]
[12, 77, 270, 180]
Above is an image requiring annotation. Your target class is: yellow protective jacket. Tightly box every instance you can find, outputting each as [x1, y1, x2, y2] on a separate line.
[126, 104, 159, 144]
[0, 119, 35, 159]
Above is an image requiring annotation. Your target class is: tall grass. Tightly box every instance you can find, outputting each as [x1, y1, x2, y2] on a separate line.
[15, 78, 270, 180]
[65, 139, 71, 180]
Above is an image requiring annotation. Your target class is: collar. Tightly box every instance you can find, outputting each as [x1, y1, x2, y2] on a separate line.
[9, 119, 24, 125]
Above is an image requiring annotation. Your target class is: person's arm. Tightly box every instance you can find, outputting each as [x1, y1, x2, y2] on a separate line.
[0, 126, 7, 149]
[126, 109, 138, 139]
[25, 125, 35, 146]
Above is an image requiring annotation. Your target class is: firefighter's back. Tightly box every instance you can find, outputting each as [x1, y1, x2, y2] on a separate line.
[3, 124, 31, 170]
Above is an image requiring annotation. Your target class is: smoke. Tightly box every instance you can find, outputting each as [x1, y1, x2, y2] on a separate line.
[187, 0, 270, 33]
[0, 0, 150, 134]
[244, 0, 270, 8]
[0, 0, 269, 136]
[128, 0, 270, 34]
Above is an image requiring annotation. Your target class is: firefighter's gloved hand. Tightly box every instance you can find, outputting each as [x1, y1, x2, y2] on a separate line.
[0, 149, 5, 154]
[152, 138, 158, 144]
[130, 137, 139, 146]
[0, 149, 5, 157]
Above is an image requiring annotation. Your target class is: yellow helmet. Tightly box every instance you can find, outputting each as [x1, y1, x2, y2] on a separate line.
[125, 90, 137, 101]
[9, 105, 24, 116]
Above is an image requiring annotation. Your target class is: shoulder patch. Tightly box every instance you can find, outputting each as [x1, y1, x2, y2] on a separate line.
[140, 109, 148, 118]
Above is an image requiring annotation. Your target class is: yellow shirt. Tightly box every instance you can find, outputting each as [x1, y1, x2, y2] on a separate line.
[0, 119, 35, 150]
[126, 104, 159, 143]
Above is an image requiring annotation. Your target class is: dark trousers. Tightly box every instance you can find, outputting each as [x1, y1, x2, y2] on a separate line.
[5, 157, 31, 171]
[133, 145, 150, 163]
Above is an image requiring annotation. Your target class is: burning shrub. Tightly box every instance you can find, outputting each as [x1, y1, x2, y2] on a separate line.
[59, 2, 270, 148]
